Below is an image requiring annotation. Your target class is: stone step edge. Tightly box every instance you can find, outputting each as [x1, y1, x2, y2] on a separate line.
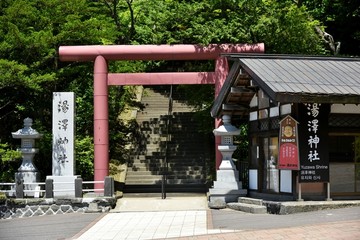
[226, 202, 267, 214]
[238, 197, 263, 206]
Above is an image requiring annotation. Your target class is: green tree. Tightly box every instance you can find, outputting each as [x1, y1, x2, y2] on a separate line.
[0, 143, 21, 182]
[0, 0, 119, 181]
[75, 136, 94, 180]
[300, 0, 360, 55]
[116, 0, 323, 54]
[0, 0, 332, 183]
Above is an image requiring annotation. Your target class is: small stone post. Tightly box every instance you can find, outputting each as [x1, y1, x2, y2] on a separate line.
[104, 176, 114, 197]
[45, 179, 54, 198]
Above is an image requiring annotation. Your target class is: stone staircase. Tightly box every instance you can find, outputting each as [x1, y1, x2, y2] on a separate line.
[227, 197, 268, 214]
[124, 86, 211, 193]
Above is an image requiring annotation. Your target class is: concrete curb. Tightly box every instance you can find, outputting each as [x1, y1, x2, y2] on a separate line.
[277, 200, 360, 215]
[219, 198, 360, 215]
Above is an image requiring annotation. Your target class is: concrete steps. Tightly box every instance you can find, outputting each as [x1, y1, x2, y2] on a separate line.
[227, 197, 268, 214]
[124, 86, 210, 192]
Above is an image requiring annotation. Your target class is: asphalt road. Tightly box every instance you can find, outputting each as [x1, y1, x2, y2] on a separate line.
[210, 206, 360, 230]
[0, 212, 103, 240]
[0, 206, 359, 240]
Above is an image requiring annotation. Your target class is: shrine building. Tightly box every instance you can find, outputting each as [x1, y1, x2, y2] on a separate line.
[211, 54, 360, 200]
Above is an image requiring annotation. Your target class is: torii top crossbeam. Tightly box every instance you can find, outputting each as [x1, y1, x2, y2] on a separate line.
[58, 43, 264, 185]
[59, 44, 264, 61]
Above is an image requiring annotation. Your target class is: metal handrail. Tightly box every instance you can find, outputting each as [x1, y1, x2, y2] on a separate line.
[83, 181, 104, 184]
[0, 178, 110, 197]
[23, 190, 46, 193]
[23, 182, 45, 185]
[82, 189, 104, 192]
[162, 85, 173, 199]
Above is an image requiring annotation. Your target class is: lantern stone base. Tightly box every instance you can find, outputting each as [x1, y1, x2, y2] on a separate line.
[46, 175, 80, 198]
[15, 171, 40, 197]
[209, 188, 247, 203]
[208, 168, 247, 203]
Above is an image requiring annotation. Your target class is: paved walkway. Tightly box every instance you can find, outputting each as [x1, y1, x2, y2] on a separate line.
[72, 195, 360, 240]
[111, 195, 208, 212]
[1, 195, 360, 240]
[75, 195, 232, 239]
[75, 210, 235, 240]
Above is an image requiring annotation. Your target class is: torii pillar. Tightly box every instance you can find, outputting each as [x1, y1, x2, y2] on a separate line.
[94, 55, 109, 184]
[59, 44, 265, 188]
[214, 56, 229, 172]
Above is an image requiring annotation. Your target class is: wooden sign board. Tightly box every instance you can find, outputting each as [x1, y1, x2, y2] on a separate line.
[298, 103, 330, 183]
[278, 115, 300, 170]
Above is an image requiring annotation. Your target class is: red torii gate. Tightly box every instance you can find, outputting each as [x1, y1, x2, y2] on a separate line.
[59, 44, 264, 186]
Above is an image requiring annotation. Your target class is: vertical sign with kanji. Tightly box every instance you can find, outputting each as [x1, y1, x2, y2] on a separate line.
[52, 92, 75, 176]
[278, 115, 299, 170]
[298, 103, 330, 183]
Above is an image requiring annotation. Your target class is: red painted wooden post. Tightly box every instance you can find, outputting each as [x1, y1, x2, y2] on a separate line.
[215, 56, 229, 170]
[94, 56, 109, 190]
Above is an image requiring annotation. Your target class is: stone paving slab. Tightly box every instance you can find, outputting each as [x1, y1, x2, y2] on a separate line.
[76, 211, 235, 240]
[226, 202, 267, 214]
[111, 195, 208, 212]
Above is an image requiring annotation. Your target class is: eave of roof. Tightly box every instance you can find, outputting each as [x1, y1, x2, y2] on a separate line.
[211, 54, 360, 118]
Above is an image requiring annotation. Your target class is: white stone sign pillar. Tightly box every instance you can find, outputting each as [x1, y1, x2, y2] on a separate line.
[47, 92, 79, 197]
[52, 92, 75, 175]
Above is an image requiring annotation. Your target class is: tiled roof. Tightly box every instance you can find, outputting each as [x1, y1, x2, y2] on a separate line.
[211, 55, 360, 118]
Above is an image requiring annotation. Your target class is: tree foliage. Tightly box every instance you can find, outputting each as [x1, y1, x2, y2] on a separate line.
[0, 143, 21, 182]
[1, 0, 355, 182]
[301, 0, 360, 55]
[0, 0, 119, 180]
[110, 0, 323, 54]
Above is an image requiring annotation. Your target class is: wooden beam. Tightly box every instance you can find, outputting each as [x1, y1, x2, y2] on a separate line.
[230, 86, 255, 93]
[222, 104, 249, 111]
[235, 72, 251, 86]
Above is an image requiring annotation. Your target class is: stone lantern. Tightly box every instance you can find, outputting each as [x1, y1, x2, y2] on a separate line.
[209, 115, 246, 204]
[12, 118, 42, 196]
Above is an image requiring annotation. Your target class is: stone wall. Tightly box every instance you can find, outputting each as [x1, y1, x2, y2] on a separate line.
[0, 197, 116, 219]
